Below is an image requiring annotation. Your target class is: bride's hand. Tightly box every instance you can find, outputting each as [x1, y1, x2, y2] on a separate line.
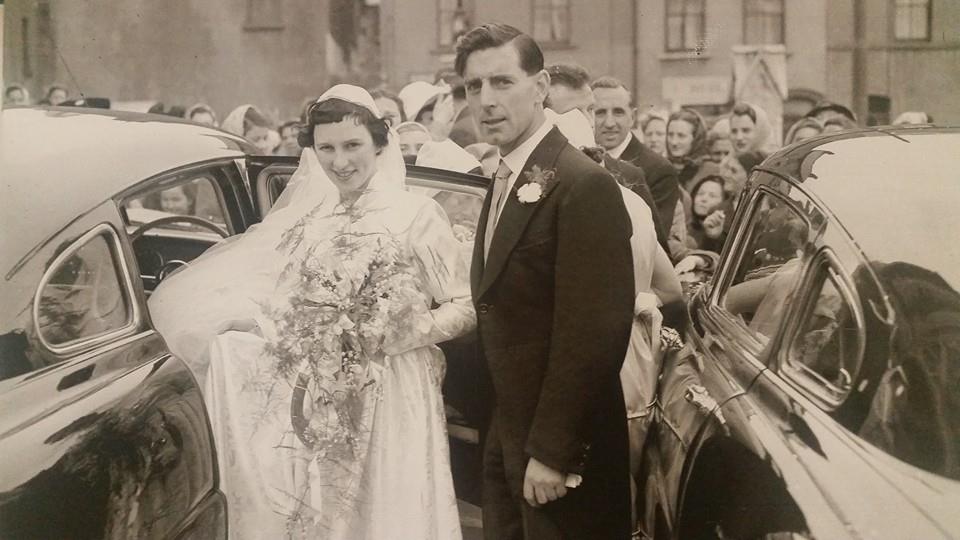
[215, 318, 261, 335]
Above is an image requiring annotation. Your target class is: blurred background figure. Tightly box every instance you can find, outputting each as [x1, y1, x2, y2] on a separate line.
[545, 63, 596, 127]
[222, 104, 275, 154]
[686, 173, 730, 251]
[729, 102, 778, 156]
[40, 85, 68, 106]
[706, 131, 734, 163]
[805, 100, 858, 126]
[435, 67, 477, 147]
[720, 151, 765, 204]
[5, 84, 30, 106]
[397, 121, 433, 164]
[822, 115, 859, 134]
[639, 111, 667, 157]
[186, 103, 219, 127]
[784, 117, 824, 145]
[276, 120, 302, 156]
[666, 108, 709, 191]
[159, 183, 198, 216]
[893, 111, 933, 125]
[370, 88, 405, 128]
[399, 80, 445, 128]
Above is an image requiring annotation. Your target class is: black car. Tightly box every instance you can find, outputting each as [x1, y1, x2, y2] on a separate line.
[638, 126, 960, 539]
[1, 107, 490, 537]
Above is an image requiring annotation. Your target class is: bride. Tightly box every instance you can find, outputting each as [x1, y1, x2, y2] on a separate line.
[148, 85, 475, 539]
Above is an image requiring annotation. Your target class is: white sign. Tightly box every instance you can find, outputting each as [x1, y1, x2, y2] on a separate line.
[661, 76, 731, 107]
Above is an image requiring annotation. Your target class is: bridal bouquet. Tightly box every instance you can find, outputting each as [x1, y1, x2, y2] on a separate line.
[263, 228, 428, 463]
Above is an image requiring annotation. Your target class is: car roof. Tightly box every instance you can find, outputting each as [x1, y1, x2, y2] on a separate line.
[756, 125, 960, 290]
[1, 107, 255, 266]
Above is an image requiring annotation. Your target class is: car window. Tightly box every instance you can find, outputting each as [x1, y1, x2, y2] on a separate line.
[122, 176, 229, 234]
[260, 172, 484, 256]
[409, 186, 482, 249]
[782, 260, 864, 407]
[36, 228, 134, 350]
[721, 193, 811, 343]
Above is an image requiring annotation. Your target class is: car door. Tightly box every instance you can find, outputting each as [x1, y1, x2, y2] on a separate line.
[248, 157, 492, 507]
[0, 201, 225, 539]
[116, 159, 257, 292]
[651, 180, 825, 538]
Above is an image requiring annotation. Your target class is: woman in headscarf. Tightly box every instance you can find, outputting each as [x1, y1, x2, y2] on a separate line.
[149, 85, 475, 539]
[784, 117, 824, 145]
[666, 107, 710, 191]
[729, 102, 779, 156]
[185, 103, 219, 127]
[639, 111, 668, 157]
[222, 104, 275, 154]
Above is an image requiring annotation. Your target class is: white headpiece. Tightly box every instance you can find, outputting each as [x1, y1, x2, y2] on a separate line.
[149, 85, 407, 371]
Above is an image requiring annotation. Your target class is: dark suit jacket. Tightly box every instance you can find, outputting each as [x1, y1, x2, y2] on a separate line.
[618, 133, 680, 238]
[471, 127, 633, 536]
[602, 154, 669, 252]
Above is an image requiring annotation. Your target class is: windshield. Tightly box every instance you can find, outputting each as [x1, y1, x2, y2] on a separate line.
[801, 132, 960, 291]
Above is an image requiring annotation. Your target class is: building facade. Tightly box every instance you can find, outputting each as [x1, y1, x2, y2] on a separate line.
[826, 0, 960, 125]
[2, 0, 371, 122]
[4, 1, 958, 125]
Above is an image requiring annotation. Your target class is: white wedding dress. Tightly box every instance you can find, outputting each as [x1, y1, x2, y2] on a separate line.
[149, 86, 474, 539]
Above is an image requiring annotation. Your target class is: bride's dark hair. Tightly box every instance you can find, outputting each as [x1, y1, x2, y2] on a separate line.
[298, 98, 390, 150]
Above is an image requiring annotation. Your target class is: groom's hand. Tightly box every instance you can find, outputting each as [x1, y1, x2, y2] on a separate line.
[523, 457, 568, 507]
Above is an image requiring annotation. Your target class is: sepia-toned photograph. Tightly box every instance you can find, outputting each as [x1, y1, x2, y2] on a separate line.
[1, 1, 958, 538]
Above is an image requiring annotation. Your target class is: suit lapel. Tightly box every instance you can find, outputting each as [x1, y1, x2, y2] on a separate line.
[621, 133, 641, 163]
[477, 127, 568, 298]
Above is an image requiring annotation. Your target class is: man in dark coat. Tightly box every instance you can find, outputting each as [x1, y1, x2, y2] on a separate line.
[592, 76, 680, 241]
[457, 23, 635, 540]
[545, 63, 668, 251]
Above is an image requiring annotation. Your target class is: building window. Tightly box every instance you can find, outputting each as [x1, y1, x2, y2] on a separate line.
[894, 0, 931, 40]
[438, 0, 472, 48]
[666, 0, 706, 52]
[244, 0, 284, 31]
[743, 0, 784, 44]
[532, 0, 571, 44]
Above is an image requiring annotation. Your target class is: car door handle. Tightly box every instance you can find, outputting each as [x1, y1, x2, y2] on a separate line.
[684, 384, 727, 427]
[57, 365, 95, 391]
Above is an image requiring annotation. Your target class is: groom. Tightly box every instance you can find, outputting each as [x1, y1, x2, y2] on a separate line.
[457, 24, 635, 539]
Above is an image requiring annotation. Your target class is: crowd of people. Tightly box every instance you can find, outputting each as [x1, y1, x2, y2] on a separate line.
[5, 68, 935, 281]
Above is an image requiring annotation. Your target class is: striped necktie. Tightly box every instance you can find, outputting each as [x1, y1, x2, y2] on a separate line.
[484, 160, 511, 258]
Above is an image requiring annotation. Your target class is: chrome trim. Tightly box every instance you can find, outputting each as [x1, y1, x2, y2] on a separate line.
[777, 248, 867, 411]
[33, 223, 143, 356]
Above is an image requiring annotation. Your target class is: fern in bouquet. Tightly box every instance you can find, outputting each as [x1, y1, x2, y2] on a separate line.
[263, 227, 428, 465]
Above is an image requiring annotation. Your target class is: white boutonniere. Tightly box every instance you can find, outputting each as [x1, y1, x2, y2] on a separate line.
[517, 165, 556, 204]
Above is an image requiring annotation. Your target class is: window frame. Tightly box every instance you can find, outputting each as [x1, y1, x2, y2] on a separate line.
[33, 224, 142, 356]
[120, 171, 236, 237]
[742, 0, 785, 45]
[776, 247, 866, 411]
[437, 0, 473, 50]
[708, 186, 815, 356]
[665, 0, 706, 53]
[892, 0, 932, 41]
[531, 0, 573, 46]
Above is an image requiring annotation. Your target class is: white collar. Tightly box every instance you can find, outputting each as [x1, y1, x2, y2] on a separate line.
[500, 116, 555, 188]
[608, 132, 633, 159]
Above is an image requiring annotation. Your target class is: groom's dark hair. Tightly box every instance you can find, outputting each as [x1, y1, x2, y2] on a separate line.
[299, 98, 390, 150]
[454, 23, 544, 77]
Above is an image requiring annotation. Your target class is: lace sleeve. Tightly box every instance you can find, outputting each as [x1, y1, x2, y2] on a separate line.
[382, 199, 477, 356]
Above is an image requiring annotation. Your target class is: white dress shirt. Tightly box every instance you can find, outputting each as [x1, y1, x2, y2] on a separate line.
[495, 117, 556, 222]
